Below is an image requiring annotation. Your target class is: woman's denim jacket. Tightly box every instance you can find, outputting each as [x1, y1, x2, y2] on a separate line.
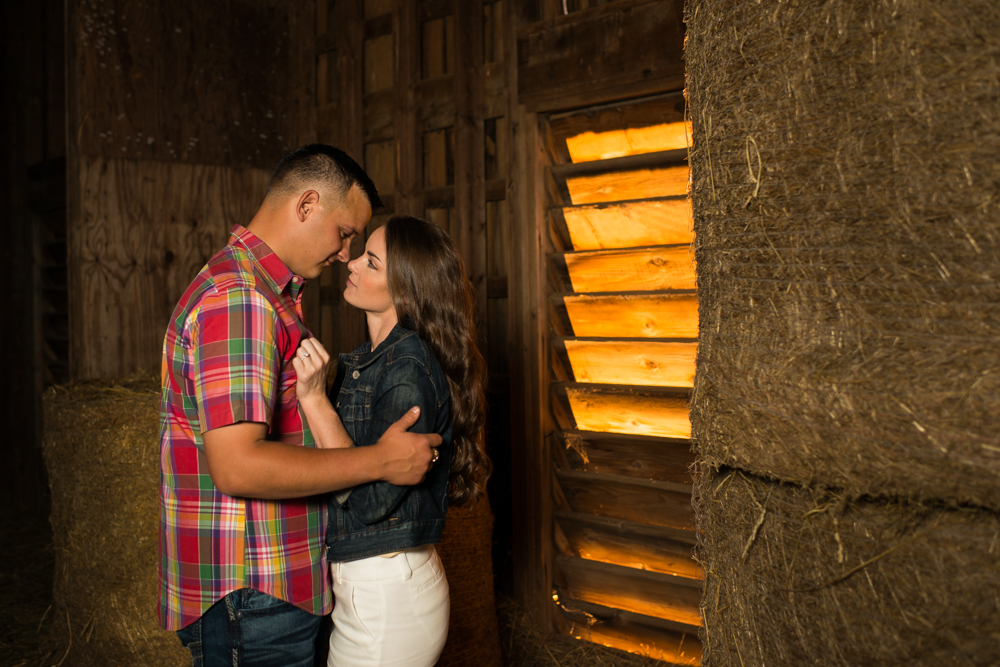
[325, 322, 452, 562]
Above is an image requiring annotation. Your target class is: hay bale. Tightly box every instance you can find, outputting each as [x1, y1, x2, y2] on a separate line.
[436, 496, 503, 667]
[697, 465, 1000, 666]
[686, 0, 1000, 508]
[41, 377, 187, 666]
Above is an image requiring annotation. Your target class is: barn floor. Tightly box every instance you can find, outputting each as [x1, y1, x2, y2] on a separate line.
[0, 518, 667, 667]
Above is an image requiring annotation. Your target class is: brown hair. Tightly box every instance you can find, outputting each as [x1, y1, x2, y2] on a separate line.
[383, 216, 490, 505]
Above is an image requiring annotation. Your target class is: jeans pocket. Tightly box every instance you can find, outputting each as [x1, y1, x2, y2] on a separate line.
[183, 640, 203, 667]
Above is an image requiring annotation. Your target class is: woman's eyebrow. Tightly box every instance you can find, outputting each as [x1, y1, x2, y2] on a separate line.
[367, 250, 382, 264]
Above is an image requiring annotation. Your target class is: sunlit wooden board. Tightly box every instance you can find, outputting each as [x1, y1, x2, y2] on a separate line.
[557, 600, 702, 665]
[556, 511, 702, 579]
[562, 293, 698, 338]
[564, 246, 696, 293]
[565, 121, 691, 162]
[566, 166, 688, 205]
[557, 555, 702, 627]
[563, 199, 692, 250]
[565, 386, 691, 439]
[564, 340, 697, 388]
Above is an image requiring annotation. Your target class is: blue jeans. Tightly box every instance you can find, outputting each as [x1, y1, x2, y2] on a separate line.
[176, 589, 326, 667]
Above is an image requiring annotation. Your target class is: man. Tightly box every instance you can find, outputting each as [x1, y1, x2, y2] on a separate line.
[158, 144, 440, 666]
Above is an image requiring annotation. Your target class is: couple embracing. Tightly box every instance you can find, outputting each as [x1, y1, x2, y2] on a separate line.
[158, 144, 489, 666]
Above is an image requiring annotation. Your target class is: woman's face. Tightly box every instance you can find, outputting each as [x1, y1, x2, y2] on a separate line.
[344, 226, 394, 316]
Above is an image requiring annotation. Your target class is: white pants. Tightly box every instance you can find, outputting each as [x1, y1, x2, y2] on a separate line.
[328, 546, 449, 667]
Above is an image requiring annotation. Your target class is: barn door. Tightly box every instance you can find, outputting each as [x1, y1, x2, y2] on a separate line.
[543, 92, 702, 663]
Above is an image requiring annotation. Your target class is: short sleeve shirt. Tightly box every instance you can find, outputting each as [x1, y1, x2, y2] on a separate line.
[158, 225, 330, 630]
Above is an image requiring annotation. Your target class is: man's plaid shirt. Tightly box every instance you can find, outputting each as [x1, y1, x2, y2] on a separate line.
[158, 224, 330, 630]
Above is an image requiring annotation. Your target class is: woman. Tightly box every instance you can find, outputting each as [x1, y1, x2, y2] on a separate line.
[293, 215, 489, 667]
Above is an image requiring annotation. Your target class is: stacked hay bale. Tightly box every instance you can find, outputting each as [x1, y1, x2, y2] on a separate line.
[41, 377, 187, 666]
[685, 0, 1000, 664]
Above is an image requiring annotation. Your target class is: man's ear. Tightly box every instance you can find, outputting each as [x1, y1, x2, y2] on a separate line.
[296, 190, 320, 222]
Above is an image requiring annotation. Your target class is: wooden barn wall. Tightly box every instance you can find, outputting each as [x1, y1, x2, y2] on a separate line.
[66, 0, 315, 380]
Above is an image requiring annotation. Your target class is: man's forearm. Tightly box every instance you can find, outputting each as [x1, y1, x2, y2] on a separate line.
[210, 435, 385, 499]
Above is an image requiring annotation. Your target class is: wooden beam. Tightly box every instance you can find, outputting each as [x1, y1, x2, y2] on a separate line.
[565, 165, 689, 205]
[505, 0, 552, 633]
[555, 554, 702, 627]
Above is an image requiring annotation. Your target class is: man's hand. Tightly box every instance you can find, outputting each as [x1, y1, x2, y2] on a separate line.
[373, 407, 443, 485]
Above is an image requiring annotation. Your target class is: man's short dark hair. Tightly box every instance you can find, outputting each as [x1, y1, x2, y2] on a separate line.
[266, 144, 383, 210]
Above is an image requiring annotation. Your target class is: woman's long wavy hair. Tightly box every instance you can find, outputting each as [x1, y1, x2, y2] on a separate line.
[384, 215, 490, 506]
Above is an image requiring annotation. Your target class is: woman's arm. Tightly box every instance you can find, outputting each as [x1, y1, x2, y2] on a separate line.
[294, 338, 353, 449]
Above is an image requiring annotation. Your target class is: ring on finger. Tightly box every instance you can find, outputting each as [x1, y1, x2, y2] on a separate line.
[431, 448, 440, 463]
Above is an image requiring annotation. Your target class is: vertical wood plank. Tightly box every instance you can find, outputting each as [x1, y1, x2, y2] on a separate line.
[394, 0, 422, 216]
[328, 0, 368, 355]
[505, 0, 553, 633]
[453, 0, 487, 331]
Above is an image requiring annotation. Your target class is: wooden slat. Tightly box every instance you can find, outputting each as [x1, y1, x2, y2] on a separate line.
[561, 245, 696, 293]
[556, 555, 702, 627]
[394, 0, 423, 215]
[560, 339, 697, 388]
[556, 468, 693, 531]
[558, 292, 699, 338]
[557, 198, 693, 251]
[553, 382, 691, 439]
[566, 165, 688, 205]
[555, 430, 694, 484]
[517, 0, 685, 112]
[549, 91, 687, 164]
[555, 510, 701, 579]
[565, 122, 690, 163]
[555, 599, 701, 665]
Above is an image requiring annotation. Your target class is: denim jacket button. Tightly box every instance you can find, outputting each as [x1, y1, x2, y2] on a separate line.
[352, 370, 360, 379]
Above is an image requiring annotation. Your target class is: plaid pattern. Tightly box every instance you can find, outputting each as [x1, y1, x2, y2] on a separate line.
[158, 225, 330, 631]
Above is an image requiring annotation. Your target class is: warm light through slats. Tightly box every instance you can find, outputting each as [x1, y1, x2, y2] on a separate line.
[565, 122, 691, 162]
[564, 340, 696, 388]
[558, 556, 702, 627]
[557, 513, 702, 579]
[560, 618, 701, 665]
[566, 388, 690, 439]
[565, 247, 696, 293]
[563, 199, 693, 250]
[563, 294, 699, 338]
[566, 166, 688, 205]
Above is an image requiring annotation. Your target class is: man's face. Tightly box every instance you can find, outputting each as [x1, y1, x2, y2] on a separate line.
[296, 184, 372, 280]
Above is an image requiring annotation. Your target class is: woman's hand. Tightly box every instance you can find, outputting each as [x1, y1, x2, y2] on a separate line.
[293, 338, 331, 402]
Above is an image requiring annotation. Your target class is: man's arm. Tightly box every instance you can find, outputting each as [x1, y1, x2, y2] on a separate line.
[202, 407, 440, 499]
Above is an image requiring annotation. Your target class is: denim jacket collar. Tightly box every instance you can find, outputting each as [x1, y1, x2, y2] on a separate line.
[343, 320, 418, 372]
